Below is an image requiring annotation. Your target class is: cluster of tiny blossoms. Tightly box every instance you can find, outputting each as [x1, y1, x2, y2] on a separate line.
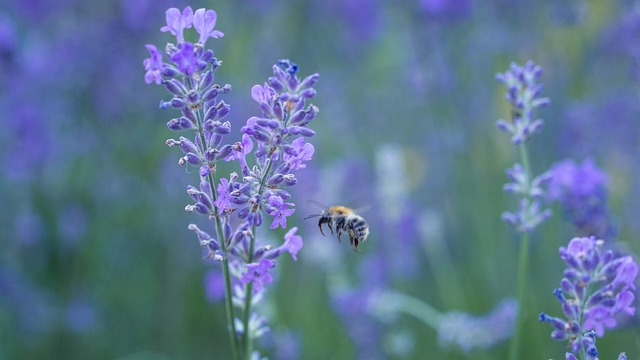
[144, 6, 319, 358]
[539, 237, 637, 360]
[548, 158, 615, 240]
[496, 60, 552, 232]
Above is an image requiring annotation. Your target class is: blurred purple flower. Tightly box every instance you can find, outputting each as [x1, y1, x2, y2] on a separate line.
[438, 298, 518, 352]
[204, 269, 226, 302]
[547, 158, 614, 239]
[65, 297, 97, 333]
[419, 0, 471, 18]
[496, 60, 549, 145]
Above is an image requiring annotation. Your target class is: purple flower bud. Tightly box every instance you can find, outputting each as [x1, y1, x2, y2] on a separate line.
[204, 105, 217, 121]
[300, 88, 316, 99]
[289, 110, 306, 125]
[187, 90, 199, 103]
[202, 86, 219, 102]
[252, 129, 270, 142]
[164, 79, 187, 96]
[180, 105, 196, 122]
[200, 70, 214, 89]
[282, 174, 297, 186]
[272, 101, 283, 121]
[272, 64, 287, 83]
[170, 97, 188, 108]
[256, 118, 280, 129]
[216, 102, 231, 119]
[260, 102, 272, 117]
[167, 118, 194, 131]
[179, 136, 199, 154]
[216, 144, 233, 159]
[214, 121, 231, 134]
[204, 147, 218, 162]
[253, 211, 263, 227]
[268, 76, 284, 91]
[268, 174, 284, 185]
[194, 202, 209, 215]
[299, 73, 319, 90]
[287, 126, 315, 137]
[184, 152, 201, 165]
[496, 119, 514, 133]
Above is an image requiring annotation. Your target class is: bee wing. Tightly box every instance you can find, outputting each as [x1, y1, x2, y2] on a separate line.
[308, 200, 329, 210]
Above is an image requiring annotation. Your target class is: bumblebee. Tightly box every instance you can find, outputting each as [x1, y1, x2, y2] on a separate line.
[305, 205, 369, 253]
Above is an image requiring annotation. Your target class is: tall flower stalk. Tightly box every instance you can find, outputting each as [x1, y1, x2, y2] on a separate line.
[539, 236, 637, 360]
[144, 7, 319, 359]
[495, 60, 552, 360]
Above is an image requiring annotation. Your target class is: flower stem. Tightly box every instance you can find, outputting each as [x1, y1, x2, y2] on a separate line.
[375, 291, 441, 329]
[194, 108, 241, 360]
[208, 172, 241, 360]
[508, 143, 533, 360]
[242, 157, 273, 360]
[508, 231, 529, 360]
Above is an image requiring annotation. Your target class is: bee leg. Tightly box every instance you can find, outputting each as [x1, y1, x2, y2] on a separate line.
[318, 222, 326, 237]
[335, 227, 342, 242]
[352, 238, 364, 253]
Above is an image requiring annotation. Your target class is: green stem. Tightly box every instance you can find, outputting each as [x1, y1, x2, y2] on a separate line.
[193, 107, 240, 360]
[242, 157, 273, 360]
[508, 231, 529, 360]
[208, 172, 241, 360]
[376, 292, 441, 330]
[508, 142, 533, 360]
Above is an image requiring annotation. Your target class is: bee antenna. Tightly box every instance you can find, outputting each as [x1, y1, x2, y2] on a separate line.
[304, 213, 322, 220]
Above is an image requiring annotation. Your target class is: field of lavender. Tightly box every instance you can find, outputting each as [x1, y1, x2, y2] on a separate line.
[2, 1, 639, 359]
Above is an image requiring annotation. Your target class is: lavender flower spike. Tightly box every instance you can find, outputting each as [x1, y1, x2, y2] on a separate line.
[540, 237, 638, 356]
[496, 60, 550, 144]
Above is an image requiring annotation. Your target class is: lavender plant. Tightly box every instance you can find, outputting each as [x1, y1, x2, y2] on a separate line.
[144, 7, 319, 359]
[539, 236, 637, 360]
[495, 60, 552, 360]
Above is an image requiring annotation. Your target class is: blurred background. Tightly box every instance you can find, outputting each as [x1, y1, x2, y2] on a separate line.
[1, 0, 639, 359]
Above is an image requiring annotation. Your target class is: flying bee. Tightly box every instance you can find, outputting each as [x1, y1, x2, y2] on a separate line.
[305, 205, 369, 253]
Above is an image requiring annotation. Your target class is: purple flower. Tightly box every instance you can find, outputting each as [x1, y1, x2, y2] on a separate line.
[496, 60, 550, 145]
[214, 177, 232, 212]
[170, 42, 200, 76]
[240, 258, 276, 293]
[143, 44, 163, 84]
[251, 83, 276, 104]
[548, 158, 613, 239]
[283, 137, 314, 171]
[282, 227, 302, 261]
[266, 195, 295, 229]
[193, 8, 224, 45]
[226, 134, 253, 176]
[541, 236, 638, 347]
[160, 6, 193, 43]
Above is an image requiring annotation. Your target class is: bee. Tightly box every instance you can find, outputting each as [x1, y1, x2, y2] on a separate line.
[305, 205, 369, 253]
